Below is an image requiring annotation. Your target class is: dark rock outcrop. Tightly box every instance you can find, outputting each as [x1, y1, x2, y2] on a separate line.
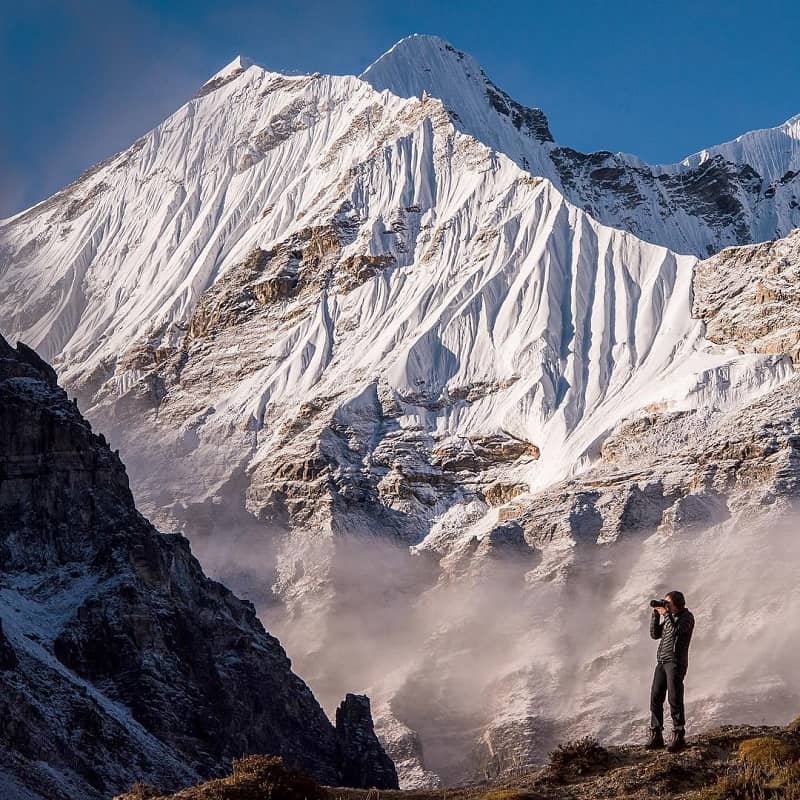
[0, 619, 17, 670]
[0, 334, 396, 799]
[336, 694, 399, 789]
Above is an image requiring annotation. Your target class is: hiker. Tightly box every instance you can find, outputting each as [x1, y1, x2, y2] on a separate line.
[646, 590, 695, 753]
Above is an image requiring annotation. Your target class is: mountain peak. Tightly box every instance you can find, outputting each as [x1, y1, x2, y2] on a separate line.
[366, 33, 457, 53]
[195, 55, 259, 98]
[361, 34, 553, 146]
[781, 112, 800, 127]
[217, 54, 256, 77]
[360, 34, 485, 96]
[363, 33, 465, 66]
[676, 108, 800, 183]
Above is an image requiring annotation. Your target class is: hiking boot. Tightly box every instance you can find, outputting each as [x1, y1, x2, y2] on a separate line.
[667, 729, 686, 753]
[645, 728, 665, 749]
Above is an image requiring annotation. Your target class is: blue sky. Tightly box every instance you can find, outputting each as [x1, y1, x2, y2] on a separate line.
[2, 0, 798, 216]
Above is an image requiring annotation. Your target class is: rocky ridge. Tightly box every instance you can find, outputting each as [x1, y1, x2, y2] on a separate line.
[362, 35, 800, 257]
[0, 334, 397, 799]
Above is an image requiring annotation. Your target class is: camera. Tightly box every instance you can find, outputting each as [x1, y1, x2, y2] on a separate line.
[650, 599, 667, 608]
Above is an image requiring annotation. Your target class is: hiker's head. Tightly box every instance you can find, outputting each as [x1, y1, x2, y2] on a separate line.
[665, 591, 686, 613]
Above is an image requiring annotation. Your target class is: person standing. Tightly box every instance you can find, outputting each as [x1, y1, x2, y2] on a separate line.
[646, 590, 695, 752]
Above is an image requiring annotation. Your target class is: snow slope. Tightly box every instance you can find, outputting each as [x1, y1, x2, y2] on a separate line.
[676, 113, 800, 183]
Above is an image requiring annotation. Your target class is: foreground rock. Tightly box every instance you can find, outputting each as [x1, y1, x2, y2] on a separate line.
[0, 334, 396, 799]
[336, 694, 399, 790]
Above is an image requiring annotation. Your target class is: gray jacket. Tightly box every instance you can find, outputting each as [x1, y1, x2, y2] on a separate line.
[650, 607, 695, 667]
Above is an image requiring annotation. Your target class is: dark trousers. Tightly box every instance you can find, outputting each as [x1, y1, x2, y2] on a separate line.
[650, 661, 687, 730]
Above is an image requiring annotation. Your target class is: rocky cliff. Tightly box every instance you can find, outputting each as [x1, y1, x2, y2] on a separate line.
[0, 333, 397, 799]
[693, 226, 800, 364]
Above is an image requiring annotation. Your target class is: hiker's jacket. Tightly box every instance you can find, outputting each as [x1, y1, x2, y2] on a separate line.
[650, 608, 695, 667]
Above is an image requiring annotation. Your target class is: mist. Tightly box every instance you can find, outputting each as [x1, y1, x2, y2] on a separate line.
[199, 510, 800, 785]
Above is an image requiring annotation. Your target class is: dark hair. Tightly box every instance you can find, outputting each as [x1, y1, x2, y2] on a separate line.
[666, 590, 686, 608]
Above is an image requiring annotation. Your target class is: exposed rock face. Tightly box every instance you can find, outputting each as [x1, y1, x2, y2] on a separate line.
[693, 227, 800, 363]
[336, 694, 399, 789]
[337, 252, 396, 293]
[0, 337, 138, 572]
[501, 374, 800, 551]
[432, 434, 540, 472]
[0, 334, 395, 799]
[547, 149, 768, 256]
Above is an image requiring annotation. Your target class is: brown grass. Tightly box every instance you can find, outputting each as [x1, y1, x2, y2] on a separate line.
[546, 736, 610, 781]
[127, 756, 327, 800]
[690, 736, 800, 800]
[119, 723, 800, 800]
[738, 737, 799, 771]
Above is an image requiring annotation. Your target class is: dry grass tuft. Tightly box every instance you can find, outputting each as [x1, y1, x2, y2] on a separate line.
[738, 737, 800, 771]
[126, 755, 327, 800]
[546, 736, 610, 781]
[125, 784, 162, 800]
[690, 737, 800, 800]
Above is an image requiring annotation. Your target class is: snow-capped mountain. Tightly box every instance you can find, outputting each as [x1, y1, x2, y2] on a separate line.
[1, 36, 799, 788]
[0, 42, 788, 545]
[363, 35, 800, 256]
